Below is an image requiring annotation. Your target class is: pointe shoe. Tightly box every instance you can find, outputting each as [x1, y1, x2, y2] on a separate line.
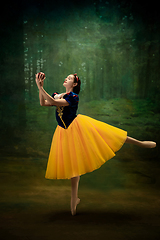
[71, 198, 80, 216]
[141, 141, 156, 148]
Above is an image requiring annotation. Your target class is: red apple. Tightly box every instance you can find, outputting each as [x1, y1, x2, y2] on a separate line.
[38, 72, 45, 80]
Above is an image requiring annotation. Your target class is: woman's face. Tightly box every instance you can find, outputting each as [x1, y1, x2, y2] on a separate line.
[63, 74, 77, 89]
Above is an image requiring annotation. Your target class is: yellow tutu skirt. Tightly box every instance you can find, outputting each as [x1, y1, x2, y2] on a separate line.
[45, 114, 127, 180]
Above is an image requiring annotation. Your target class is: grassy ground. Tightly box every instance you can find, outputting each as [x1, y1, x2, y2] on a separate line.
[1, 156, 160, 240]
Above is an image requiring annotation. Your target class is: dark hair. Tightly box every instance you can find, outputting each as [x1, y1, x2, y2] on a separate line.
[72, 74, 81, 94]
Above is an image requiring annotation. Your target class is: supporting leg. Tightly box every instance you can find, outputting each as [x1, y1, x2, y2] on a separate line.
[125, 136, 156, 148]
[71, 176, 80, 216]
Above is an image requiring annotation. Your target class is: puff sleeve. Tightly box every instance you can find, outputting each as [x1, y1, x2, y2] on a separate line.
[63, 92, 79, 106]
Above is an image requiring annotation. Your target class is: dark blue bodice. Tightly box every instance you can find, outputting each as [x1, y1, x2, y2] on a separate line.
[52, 91, 79, 129]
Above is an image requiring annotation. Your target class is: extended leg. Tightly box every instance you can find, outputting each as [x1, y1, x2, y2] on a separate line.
[71, 176, 80, 216]
[125, 136, 156, 148]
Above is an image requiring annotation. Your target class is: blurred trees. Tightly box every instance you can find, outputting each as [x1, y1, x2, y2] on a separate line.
[1, 0, 160, 155]
[0, 1, 26, 153]
[22, 0, 160, 103]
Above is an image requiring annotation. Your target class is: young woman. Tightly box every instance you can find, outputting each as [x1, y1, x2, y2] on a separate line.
[35, 72, 156, 216]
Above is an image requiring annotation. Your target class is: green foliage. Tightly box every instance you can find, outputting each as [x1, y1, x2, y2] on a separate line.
[1, 0, 160, 157]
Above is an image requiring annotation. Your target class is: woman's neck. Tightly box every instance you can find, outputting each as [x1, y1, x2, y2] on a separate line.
[65, 87, 73, 93]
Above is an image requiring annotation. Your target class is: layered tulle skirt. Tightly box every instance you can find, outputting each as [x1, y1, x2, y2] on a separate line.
[45, 114, 127, 180]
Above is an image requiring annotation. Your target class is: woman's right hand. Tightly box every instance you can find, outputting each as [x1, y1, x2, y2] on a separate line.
[38, 72, 45, 87]
[35, 73, 40, 88]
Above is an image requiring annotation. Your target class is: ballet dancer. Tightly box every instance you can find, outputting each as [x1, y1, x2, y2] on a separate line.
[35, 72, 156, 216]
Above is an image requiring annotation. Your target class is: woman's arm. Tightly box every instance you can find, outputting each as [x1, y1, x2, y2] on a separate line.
[39, 90, 45, 106]
[38, 80, 48, 106]
[36, 73, 51, 106]
[35, 73, 69, 107]
[39, 87, 69, 106]
[39, 90, 53, 106]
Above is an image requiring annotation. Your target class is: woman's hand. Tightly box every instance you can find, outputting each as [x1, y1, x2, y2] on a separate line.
[35, 73, 41, 89]
[35, 72, 45, 88]
[38, 72, 45, 87]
